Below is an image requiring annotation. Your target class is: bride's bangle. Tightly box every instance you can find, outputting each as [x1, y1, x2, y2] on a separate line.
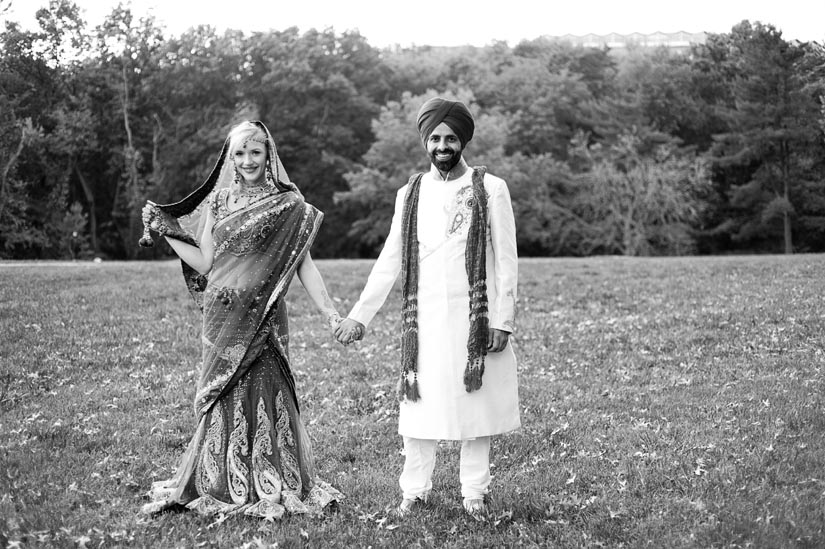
[327, 311, 342, 329]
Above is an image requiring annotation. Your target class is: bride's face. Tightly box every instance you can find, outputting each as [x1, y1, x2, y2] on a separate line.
[233, 139, 267, 185]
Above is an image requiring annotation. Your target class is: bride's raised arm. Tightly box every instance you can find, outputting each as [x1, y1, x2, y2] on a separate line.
[144, 202, 216, 275]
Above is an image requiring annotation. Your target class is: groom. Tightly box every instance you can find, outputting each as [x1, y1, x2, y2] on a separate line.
[336, 97, 521, 518]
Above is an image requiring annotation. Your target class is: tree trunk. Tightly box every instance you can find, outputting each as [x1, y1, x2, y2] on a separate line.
[0, 120, 30, 220]
[781, 140, 793, 254]
[783, 209, 793, 253]
[120, 65, 141, 259]
[151, 113, 164, 190]
[74, 164, 98, 254]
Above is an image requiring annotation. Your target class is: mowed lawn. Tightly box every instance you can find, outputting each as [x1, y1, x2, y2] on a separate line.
[1, 255, 824, 548]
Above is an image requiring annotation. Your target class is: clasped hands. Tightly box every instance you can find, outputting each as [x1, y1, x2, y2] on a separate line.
[332, 317, 510, 352]
[334, 318, 365, 346]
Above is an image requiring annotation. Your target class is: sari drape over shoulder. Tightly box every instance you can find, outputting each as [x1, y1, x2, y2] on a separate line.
[142, 122, 341, 519]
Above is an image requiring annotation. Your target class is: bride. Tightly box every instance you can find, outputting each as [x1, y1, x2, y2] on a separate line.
[139, 120, 343, 519]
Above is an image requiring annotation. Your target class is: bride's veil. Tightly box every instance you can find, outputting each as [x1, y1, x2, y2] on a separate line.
[156, 120, 299, 247]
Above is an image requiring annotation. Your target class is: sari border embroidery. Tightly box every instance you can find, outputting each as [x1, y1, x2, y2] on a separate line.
[227, 394, 250, 504]
[196, 400, 225, 496]
[263, 205, 323, 317]
[252, 397, 283, 501]
[275, 390, 301, 493]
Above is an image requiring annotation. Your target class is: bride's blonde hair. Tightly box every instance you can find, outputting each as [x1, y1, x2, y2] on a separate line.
[227, 121, 268, 156]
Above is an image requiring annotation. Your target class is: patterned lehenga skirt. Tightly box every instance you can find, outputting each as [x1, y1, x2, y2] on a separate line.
[143, 332, 341, 519]
[143, 187, 340, 519]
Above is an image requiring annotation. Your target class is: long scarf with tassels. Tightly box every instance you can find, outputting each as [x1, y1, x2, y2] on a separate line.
[398, 166, 489, 402]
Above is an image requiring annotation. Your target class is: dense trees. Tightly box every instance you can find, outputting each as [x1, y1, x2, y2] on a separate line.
[707, 22, 825, 253]
[2, 1, 824, 258]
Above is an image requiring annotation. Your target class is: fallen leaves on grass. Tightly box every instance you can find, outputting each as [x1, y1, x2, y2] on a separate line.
[3, 257, 825, 547]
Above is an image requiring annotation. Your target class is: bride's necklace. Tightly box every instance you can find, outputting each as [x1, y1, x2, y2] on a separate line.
[231, 182, 268, 206]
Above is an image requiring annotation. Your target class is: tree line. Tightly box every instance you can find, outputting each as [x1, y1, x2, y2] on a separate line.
[2, 1, 824, 260]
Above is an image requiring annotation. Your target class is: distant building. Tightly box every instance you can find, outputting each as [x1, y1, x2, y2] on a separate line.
[545, 31, 708, 53]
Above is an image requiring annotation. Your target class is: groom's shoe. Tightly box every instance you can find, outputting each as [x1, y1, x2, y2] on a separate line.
[463, 495, 489, 521]
[395, 495, 427, 517]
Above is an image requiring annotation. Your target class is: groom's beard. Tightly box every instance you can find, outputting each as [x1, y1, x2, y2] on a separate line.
[430, 149, 462, 173]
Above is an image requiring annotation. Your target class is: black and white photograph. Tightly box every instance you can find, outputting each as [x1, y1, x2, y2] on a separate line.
[1, 0, 824, 547]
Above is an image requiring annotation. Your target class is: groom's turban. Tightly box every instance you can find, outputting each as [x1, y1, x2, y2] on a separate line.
[416, 98, 475, 148]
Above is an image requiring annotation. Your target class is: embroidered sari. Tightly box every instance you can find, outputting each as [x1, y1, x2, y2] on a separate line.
[142, 122, 341, 519]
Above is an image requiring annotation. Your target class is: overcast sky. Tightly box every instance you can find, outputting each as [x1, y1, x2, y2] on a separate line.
[3, 0, 823, 48]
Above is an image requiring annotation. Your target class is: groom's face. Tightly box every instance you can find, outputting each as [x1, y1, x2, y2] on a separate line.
[426, 122, 463, 173]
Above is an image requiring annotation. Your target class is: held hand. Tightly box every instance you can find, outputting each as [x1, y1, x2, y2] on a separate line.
[141, 202, 165, 230]
[141, 202, 162, 232]
[487, 328, 510, 353]
[335, 318, 365, 346]
[141, 203, 190, 244]
[142, 202, 156, 218]
[139, 202, 158, 247]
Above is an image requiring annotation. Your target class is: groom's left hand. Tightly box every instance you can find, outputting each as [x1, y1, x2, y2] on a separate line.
[487, 328, 509, 352]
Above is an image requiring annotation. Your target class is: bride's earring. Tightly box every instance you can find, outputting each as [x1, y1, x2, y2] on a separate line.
[265, 159, 277, 189]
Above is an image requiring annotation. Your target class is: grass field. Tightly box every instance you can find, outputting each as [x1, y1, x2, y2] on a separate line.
[1, 255, 824, 548]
